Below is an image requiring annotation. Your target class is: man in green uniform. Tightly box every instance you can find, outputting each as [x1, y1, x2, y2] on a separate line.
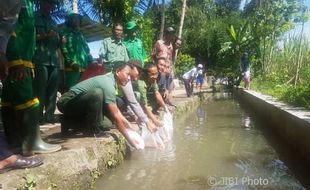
[57, 62, 139, 149]
[144, 63, 167, 113]
[61, 12, 92, 89]
[130, 61, 162, 128]
[2, 0, 61, 155]
[99, 23, 129, 73]
[33, 0, 60, 124]
[123, 21, 146, 66]
[100, 23, 154, 131]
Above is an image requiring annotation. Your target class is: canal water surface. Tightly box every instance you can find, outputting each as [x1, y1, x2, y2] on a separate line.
[95, 93, 305, 190]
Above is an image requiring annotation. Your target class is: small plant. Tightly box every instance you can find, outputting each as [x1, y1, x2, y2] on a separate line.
[18, 175, 36, 190]
[90, 169, 101, 189]
[107, 159, 118, 168]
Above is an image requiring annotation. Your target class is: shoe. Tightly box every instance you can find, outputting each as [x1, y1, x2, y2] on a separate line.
[0, 155, 43, 174]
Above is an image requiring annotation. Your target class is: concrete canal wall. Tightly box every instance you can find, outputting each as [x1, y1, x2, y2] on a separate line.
[235, 88, 310, 163]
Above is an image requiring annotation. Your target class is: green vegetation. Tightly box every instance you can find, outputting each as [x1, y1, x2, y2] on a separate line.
[18, 175, 36, 190]
[55, 0, 310, 108]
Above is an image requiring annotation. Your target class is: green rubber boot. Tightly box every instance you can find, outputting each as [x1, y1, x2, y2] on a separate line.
[21, 105, 61, 155]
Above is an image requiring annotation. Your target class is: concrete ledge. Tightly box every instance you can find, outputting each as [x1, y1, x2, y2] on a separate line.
[234, 88, 310, 163]
[0, 128, 127, 189]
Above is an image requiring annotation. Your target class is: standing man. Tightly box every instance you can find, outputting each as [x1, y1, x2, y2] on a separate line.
[60, 12, 93, 89]
[123, 21, 146, 67]
[0, 0, 43, 173]
[240, 52, 250, 90]
[2, 0, 61, 155]
[152, 26, 175, 65]
[99, 22, 129, 73]
[33, 0, 60, 124]
[172, 37, 182, 64]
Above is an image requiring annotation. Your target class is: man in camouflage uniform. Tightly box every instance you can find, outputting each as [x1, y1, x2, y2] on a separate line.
[60, 12, 93, 90]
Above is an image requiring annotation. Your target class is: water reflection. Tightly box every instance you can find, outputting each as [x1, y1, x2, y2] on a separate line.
[241, 112, 251, 130]
[196, 104, 206, 124]
[142, 142, 176, 162]
[95, 94, 305, 190]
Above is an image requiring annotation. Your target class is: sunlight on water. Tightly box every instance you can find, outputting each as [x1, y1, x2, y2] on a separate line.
[95, 93, 305, 190]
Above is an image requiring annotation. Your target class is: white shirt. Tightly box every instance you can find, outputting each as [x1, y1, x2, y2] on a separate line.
[182, 67, 198, 80]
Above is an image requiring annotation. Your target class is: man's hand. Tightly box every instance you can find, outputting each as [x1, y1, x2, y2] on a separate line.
[163, 90, 169, 99]
[146, 120, 158, 133]
[153, 118, 163, 128]
[9, 65, 26, 81]
[0, 53, 8, 80]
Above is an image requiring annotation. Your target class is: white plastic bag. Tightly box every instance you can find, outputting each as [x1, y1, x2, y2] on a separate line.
[126, 128, 145, 150]
[141, 125, 165, 149]
[158, 111, 173, 142]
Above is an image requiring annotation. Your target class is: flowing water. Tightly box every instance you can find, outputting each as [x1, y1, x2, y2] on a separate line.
[95, 93, 306, 190]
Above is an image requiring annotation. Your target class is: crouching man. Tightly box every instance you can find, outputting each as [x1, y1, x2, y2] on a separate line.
[57, 61, 139, 149]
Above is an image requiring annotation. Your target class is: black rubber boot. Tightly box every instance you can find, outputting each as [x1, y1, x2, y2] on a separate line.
[2, 107, 23, 149]
[21, 105, 61, 155]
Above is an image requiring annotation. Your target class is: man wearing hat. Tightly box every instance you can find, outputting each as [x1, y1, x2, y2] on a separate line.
[152, 26, 175, 65]
[182, 64, 203, 97]
[60, 12, 93, 89]
[124, 21, 146, 67]
[2, 0, 61, 155]
[33, 0, 60, 124]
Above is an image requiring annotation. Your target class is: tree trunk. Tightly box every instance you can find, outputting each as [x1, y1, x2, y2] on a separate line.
[73, 0, 78, 13]
[174, 0, 187, 61]
[159, 0, 165, 40]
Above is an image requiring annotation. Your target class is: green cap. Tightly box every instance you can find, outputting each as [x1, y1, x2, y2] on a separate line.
[125, 21, 137, 30]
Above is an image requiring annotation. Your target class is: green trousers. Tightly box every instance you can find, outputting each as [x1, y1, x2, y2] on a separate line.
[57, 88, 105, 128]
[33, 65, 59, 121]
[1, 68, 39, 148]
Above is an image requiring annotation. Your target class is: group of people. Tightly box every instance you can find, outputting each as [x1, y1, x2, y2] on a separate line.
[0, 0, 182, 173]
[57, 21, 181, 149]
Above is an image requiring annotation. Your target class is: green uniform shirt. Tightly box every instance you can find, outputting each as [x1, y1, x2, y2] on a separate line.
[99, 37, 129, 72]
[61, 27, 92, 71]
[132, 80, 148, 105]
[69, 73, 116, 104]
[146, 81, 159, 108]
[124, 37, 146, 66]
[33, 12, 60, 67]
[6, 0, 35, 69]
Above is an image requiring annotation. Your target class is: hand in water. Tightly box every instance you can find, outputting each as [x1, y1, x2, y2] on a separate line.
[146, 120, 158, 133]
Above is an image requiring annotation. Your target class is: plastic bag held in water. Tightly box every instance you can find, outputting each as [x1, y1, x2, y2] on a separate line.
[141, 125, 165, 149]
[126, 129, 145, 150]
[158, 111, 173, 142]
